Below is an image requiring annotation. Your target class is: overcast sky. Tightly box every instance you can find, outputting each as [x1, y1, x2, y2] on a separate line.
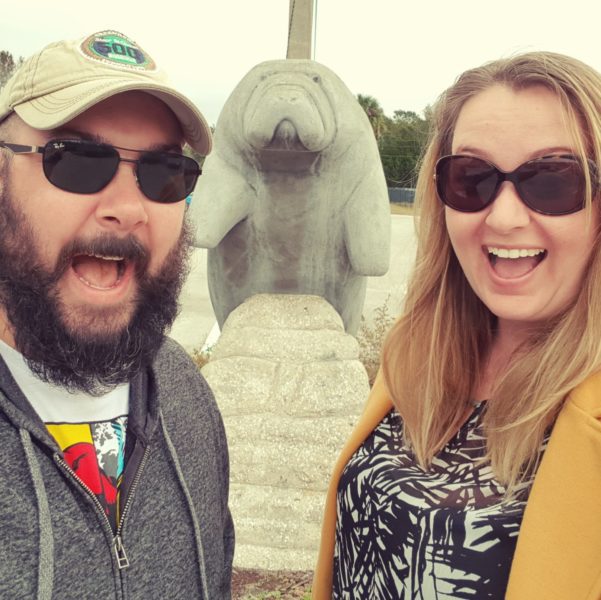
[2, 1, 601, 125]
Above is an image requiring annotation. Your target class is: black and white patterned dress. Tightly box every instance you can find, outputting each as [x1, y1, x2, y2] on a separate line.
[333, 404, 545, 599]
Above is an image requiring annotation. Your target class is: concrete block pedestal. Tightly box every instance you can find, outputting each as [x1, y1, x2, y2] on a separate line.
[202, 293, 369, 570]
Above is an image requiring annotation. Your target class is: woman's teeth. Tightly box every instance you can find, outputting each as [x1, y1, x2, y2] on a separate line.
[487, 246, 547, 277]
[487, 247, 545, 259]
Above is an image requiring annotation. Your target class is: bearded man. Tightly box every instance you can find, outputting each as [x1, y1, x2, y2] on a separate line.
[0, 31, 233, 599]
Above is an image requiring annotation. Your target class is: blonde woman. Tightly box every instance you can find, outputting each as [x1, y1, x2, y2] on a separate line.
[313, 52, 601, 600]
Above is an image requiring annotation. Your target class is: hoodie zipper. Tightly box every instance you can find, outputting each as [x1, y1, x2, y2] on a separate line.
[54, 444, 150, 571]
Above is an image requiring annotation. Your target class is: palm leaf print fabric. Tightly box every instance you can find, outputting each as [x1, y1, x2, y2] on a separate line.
[334, 405, 546, 599]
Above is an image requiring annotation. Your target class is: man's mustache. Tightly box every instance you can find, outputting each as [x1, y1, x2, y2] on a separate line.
[53, 234, 150, 281]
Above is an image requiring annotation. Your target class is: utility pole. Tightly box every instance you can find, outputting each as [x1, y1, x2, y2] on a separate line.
[286, 0, 314, 59]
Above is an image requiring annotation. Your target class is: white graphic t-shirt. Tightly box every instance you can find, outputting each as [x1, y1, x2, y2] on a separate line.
[0, 341, 129, 528]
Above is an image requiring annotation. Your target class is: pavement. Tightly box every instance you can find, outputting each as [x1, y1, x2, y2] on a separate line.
[170, 214, 418, 352]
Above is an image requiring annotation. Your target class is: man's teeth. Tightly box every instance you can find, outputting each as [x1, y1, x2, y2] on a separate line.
[89, 253, 123, 261]
[487, 247, 545, 259]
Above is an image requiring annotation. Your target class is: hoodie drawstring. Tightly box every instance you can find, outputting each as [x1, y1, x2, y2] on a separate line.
[20, 429, 54, 600]
[159, 412, 210, 600]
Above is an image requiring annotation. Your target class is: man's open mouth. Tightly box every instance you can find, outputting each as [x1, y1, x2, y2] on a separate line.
[71, 254, 128, 290]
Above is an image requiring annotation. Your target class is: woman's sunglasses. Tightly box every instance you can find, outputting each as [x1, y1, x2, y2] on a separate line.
[0, 139, 201, 204]
[434, 154, 598, 216]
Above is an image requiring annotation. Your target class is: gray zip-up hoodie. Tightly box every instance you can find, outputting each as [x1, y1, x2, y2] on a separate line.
[0, 337, 234, 599]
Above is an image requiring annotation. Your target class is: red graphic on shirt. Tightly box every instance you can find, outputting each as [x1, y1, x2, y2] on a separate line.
[64, 442, 118, 506]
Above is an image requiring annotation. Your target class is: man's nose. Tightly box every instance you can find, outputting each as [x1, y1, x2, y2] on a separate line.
[94, 162, 149, 232]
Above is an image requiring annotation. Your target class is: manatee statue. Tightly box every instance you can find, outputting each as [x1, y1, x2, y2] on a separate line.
[188, 59, 391, 334]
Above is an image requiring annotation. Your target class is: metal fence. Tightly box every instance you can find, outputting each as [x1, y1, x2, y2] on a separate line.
[388, 187, 415, 203]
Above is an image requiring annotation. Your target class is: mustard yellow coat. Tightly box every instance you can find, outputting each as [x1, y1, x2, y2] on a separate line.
[312, 372, 601, 599]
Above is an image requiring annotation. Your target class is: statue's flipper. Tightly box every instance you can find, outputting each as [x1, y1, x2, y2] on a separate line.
[343, 167, 391, 276]
[188, 154, 253, 249]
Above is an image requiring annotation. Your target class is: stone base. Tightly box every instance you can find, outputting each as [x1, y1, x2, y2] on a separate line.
[202, 294, 369, 570]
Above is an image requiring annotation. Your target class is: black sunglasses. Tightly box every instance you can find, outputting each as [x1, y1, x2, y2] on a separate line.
[434, 154, 598, 216]
[0, 139, 201, 204]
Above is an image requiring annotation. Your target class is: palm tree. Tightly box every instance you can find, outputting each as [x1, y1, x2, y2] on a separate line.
[357, 94, 387, 143]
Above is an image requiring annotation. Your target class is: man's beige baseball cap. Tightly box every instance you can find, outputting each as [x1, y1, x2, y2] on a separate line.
[0, 30, 212, 155]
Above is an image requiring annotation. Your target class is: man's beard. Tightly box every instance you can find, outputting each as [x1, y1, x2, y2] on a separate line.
[0, 182, 193, 395]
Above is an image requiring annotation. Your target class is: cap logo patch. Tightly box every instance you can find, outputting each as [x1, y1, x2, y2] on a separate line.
[80, 31, 156, 70]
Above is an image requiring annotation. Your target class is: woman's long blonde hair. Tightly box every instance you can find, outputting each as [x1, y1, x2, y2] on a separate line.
[382, 51, 601, 491]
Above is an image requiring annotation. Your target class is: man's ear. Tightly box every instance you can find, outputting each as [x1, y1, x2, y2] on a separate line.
[0, 115, 15, 177]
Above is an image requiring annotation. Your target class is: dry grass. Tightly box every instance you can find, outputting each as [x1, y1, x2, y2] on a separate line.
[355, 296, 396, 386]
[390, 202, 414, 215]
[191, 346, 213, 369]
[232, 568, 312, 599]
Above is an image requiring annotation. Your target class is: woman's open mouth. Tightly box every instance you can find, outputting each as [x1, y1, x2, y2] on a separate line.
[487, 246, 547, 279]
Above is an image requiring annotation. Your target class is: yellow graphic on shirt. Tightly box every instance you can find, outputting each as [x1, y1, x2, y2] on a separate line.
[47, 423, 93, 450]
